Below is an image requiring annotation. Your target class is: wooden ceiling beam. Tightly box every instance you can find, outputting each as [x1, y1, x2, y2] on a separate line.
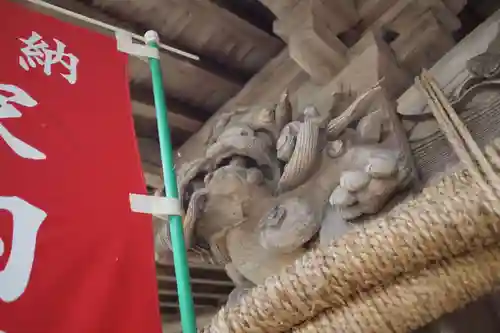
[78, 0, 251, 83]
[142, 161, 163, 189]
[209, 0, 276, 35]
[37, 0, 243, 111]
[137, 138, 162, 166]
[43, 0, 245, 82]
[131, 100, 203, 134]
[89, 0, 283, 75]
[156, 263, 231, 282]
[157, 275, 234, 287]
[129, 82, 212, 123]
[159, 294, 221, 307]
[160, 302, 214, 308]
[158, 280, 234, 295]
[158, 289, 226, 300]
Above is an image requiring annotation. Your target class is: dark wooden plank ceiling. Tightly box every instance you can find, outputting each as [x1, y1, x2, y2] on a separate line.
[39, 0, 281, 318]
[156, 263, 234, 317]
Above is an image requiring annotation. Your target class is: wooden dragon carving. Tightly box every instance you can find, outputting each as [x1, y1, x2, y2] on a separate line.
[155, 80, 419, 293]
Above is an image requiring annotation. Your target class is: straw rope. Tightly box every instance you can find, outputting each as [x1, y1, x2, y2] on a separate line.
[202, 170, 499, 333]
[293, 246, 500, 333]
[201, 73, 500, 333]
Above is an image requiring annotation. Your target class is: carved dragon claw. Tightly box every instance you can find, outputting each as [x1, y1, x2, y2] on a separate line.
[329, 150, 407, 220]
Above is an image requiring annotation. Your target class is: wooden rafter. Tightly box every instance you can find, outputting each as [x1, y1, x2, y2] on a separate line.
[88, 0, 284, 75]
[156, 262, 233, 316]
[129, 82, 212, 123]
[43, 0, 244, 112]
[131, 100, 203, 134]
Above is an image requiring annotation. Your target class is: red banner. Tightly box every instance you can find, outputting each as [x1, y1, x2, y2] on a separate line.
[0, 1, 162, 333]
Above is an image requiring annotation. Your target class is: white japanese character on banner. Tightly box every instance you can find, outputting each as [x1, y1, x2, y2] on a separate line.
[0, 196, 47, 303]
[19, 31, 79, 84]
[0, 84, 46, 160]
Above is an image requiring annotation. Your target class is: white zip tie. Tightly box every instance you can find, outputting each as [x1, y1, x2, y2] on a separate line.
[115, 30, 159, 59]
[129, 193, 181, 216]
[22, 0, 200, 61]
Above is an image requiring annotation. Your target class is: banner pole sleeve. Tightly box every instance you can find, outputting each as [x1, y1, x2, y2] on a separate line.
[144, 30, 198, 333]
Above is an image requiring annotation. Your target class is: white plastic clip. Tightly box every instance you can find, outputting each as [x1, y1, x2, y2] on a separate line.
[129, 193, 181, 216]
[115, 30, 160, 60]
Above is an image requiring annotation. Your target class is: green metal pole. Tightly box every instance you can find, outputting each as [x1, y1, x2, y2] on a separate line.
[144, 30, 197, 333]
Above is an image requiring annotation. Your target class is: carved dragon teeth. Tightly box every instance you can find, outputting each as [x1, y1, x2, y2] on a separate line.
[277, 119, 320, 193]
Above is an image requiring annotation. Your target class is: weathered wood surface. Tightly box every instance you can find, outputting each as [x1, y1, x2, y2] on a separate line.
[131, 100, 202, 133]
[398, 12, 500, 117]
[293, 30, 413, 116]
[89, 0, 284, 76]
[258, 0, 466, 84]
[273, 0, 358, 40]
[391, 10, 457, 75]
[257, 0, 299, 17]
[171, 0, 470, 168]
[36, 0, 244, 113]
[397, 9, 500, 182]
[164, 26, 417, 287]
[127, 54, 242, 112]
[271, 0, 358, 83]
[175, 27, 415, 167]
[176, 49, 309, 166]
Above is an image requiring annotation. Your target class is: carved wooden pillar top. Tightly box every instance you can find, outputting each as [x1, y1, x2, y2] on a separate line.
[269, 0, 359, 84]
[256, 0, 467, 85]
